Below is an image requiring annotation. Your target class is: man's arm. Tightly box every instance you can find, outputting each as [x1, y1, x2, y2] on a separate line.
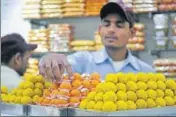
[39, 51, 89, 81]
[67, 51, 90, 73]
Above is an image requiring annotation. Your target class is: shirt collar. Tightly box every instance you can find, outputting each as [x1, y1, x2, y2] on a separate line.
[92, 48, 109, 64]
[93, 48, 140, 70]
[124, 50, 140, 71]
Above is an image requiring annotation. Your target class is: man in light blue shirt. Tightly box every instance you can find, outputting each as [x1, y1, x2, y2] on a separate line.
[39, 2, 154, 81]
[67, 48, 154, 80]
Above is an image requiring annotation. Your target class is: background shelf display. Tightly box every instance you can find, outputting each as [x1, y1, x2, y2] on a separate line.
[2, 0, 175, 75]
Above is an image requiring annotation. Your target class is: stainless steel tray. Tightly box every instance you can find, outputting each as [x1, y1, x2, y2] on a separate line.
[1, 102, 176, 116]
[0, 102, 28, 116]
[28, 105, 67, 116]
[68, 106, 176, 116]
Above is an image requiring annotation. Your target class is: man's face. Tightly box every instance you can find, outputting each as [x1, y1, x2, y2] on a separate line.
[17, 51, 32, 76]
[99, 14, 133, 49]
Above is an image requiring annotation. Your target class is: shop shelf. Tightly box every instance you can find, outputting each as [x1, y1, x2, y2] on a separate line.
[26, 11, 176, 26]
[150, 49, 176, 58]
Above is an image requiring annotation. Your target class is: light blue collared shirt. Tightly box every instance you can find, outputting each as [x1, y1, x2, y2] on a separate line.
[67, 48, 155, 80]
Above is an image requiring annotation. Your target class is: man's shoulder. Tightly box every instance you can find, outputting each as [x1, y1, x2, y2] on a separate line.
[1, 65, 21, 76]
[68, 51, 94, 62]
[71, 51, 92, 58]
[71, 50, 103, 58]
[69, 50, 106, 64]
[132, 56, 155, 72]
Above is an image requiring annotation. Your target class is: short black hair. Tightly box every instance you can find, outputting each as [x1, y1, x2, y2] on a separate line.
[126, 11, 135, 28]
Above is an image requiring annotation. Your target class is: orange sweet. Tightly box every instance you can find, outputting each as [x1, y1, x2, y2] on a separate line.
[51, 90, 60, 96]
[73, 73, 82, 80]
[72, 80, 82, 88]
[91, 80, 100, 87]
[42, 98, 51, 105]
[69, 97, 80, 103]
[63, 74, 69, 80]
[58, 90, 70, 96]
[37, 97, 44, 104]
[49, 99, 58, 105]
[43, 89, 51, 97]
[90, 88, 96, 92]
[50, 83, 59, 90]
[81, 90, 89, 96]
[70, 89, 81, 97]
[82, 79, 91, 88]
[60, 82, 72, 89]
[55, 99, 68, 105]
[80, 97, 86, 101]
[91, 72, 101, 80]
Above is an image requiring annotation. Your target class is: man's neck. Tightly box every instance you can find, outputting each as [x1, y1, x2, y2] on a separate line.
[106, 47, 128, 61]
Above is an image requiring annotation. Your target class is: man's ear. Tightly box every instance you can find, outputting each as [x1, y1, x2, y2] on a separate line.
[130, 27, 135, 38]
[98, 25, 102, 35]
[14, 53, 22, 66]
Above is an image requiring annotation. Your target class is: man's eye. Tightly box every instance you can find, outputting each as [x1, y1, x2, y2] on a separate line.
[102, 21, 110, 27]
[116, 23, 125, 28]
